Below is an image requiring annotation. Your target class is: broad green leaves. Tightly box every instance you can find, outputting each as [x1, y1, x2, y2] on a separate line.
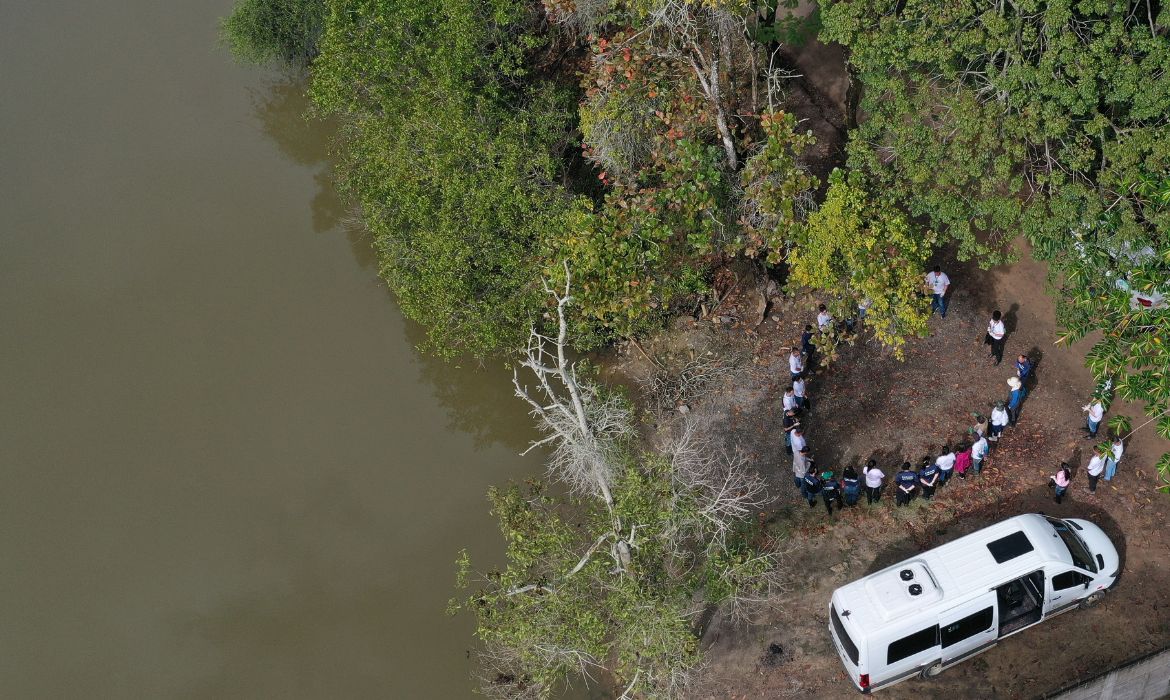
[789, 169, 935, 358]
[738, 111, 818, 264]
[822, 0, 1170, 482]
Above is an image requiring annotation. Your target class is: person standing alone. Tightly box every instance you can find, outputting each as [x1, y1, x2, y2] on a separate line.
[926, 266, 950, 318]
[1052, 463, 1072, 504]
[986, 310, 1007, 365]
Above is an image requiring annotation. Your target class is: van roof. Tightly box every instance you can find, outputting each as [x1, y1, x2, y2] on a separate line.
[832, 514, 1072, 634]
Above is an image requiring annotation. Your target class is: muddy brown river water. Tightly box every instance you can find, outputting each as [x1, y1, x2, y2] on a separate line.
[0, 2, 541, 697]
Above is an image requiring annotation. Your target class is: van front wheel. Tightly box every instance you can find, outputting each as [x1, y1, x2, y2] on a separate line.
[1080, 590, 1106, 609]
[920, 662, 944, 679]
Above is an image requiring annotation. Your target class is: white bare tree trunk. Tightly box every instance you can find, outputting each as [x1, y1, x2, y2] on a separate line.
[513, 264, 635, 572]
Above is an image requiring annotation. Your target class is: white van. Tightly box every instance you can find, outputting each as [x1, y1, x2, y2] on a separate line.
[828, 514, 1119, 693]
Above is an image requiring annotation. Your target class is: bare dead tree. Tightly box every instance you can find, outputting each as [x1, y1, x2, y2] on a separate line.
[513, 264, 635, 572]
[660, 419, 791, 624]
[638, 350, 748, 416]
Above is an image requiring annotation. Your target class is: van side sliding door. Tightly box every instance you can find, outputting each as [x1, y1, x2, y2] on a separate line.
[939, 600, 997, 668]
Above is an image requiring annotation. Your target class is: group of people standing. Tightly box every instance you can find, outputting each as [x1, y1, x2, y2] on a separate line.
[1050, 399, 1125, 503]
[783, 266, 1129, 517]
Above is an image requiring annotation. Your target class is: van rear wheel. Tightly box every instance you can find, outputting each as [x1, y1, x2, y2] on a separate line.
[920, 662, 944, 679]
[1079, 590, 1106, 609]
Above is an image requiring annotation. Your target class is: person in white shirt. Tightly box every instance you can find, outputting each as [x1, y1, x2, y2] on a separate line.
[793, 376, 809, 411]
[1083, 399, 1105, 438]
[789, 428, 807, 455]
[925, 265, 950, 317]
[863, 459, 885, 504]
[936, 446, 957, 486]
[789, 348, 804, 381]
[793, 446, 811, 493]
[782, 388, 798, 413]
[816, 303, 833, 331]
[1086, 449, 1107, 493]
[986, 309, 1007, 365]
[990, 401, 1009, 441]
[1105, 437, 1124, 481]
[970, 435, 989, 474]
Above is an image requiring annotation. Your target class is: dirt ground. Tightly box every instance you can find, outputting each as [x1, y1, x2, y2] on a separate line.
[602, 26, 1170, 699]
[607, 237, 1170, 699]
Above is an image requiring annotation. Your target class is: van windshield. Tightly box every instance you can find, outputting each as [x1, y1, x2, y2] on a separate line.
[831, 606, 860, 665]
[1045, 517, 1097, 573]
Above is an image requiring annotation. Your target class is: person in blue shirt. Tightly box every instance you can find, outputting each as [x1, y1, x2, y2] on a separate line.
[895, 462, 917, 507]
[1007, 376, 1027, 427]
[918, 457, 939, 500]
[1015, 354, 1033, 382]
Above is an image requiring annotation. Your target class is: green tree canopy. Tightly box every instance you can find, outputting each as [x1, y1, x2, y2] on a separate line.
[308, 0, 579, 358]
[221, 0, 325, 67]
[821, 0, 1170, 479]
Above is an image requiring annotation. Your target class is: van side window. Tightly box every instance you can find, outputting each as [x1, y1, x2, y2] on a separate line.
[941, 607, 994, 648]
[831, 606, 860, 665]
[1052, 570, 1090, 590]
[887, 625, 939, 664]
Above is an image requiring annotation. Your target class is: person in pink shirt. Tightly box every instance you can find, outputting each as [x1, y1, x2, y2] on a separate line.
[954, 442, 972, 479]
[1052, 462, 1072, 504]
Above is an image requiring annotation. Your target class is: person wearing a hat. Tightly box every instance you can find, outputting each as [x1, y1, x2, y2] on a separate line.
[895, 461, 917, 507]
[989, 401, 1009, 442]
[1007, 376, 1027, 427]
[820, 469, 843, 515]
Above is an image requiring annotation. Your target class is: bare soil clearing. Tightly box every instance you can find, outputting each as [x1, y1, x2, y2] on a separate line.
[607, 243, 1170, 700]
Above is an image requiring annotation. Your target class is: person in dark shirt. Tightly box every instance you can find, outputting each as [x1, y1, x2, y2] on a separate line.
[1015, 354, 1033, 381]
[781, 409, 799, 456]
[895, 462, 917, 507]
[841, 465, 861, 507]
[800, 324, 816, 370]
[918, 457, 939, 500]
[820, 470, 842, 516]
[802, 466, 823, 509]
